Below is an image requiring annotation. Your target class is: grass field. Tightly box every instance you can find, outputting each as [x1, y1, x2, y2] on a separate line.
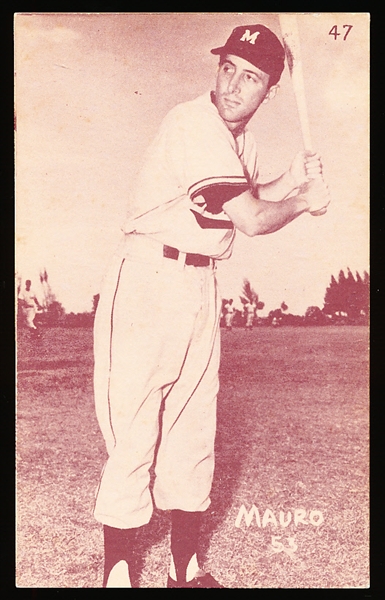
[16, 326, 369, 588]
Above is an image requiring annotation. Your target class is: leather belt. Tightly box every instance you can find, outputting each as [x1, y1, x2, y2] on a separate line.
[163, 245, 211, 267]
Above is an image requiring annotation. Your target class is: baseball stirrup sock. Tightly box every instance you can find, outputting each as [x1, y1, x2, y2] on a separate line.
[103, 525, 137, 587]
[170, 510, 202, 583]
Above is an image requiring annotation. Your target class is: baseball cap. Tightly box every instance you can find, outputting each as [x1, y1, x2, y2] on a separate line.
[211, 24, 285, 86]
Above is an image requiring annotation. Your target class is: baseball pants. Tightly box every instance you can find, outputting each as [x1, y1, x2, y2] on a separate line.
[24, 307, 37, 329]
[93, 234, 222, 529]
[246, 313, 254, 327]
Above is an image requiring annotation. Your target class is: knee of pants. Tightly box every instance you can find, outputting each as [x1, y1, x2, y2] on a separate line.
[153, 455, 214, 513]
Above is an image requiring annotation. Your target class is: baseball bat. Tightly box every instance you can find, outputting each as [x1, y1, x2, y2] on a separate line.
[278, 14, 313, 152]
[279, 14, 328, 215]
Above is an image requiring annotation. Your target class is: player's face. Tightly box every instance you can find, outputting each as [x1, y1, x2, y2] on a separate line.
[215, 54, 274, 132]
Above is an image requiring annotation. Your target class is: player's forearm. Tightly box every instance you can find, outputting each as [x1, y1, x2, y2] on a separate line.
[247, 195, 309, 235]
[224, 191, 309, 237]
[256, 170, 299, 202]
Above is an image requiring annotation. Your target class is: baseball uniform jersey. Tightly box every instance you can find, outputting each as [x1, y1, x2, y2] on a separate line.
[123, 91, 259, 257]
[93, 90, 260, 529]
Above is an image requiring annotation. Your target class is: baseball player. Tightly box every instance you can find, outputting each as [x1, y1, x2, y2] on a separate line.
[18, 279, 43, 331]
[93, 23, 330, 588]
[224, 299, 235, 330]
[244, 300, 256, 329]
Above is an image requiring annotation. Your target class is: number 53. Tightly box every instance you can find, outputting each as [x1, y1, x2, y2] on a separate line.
[271, 536, 298, 553]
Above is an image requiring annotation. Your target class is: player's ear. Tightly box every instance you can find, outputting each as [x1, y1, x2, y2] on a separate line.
[262, 84, 279, 104]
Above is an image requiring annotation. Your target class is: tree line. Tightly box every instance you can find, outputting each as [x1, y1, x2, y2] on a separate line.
[222, 269, 369, 328]
[17, 267, 369, 329]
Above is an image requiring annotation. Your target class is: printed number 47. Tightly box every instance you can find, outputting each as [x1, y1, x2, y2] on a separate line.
[329, 25, 353, 40]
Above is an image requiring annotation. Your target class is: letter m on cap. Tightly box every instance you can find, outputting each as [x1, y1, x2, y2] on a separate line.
[240, 29, 261, 45]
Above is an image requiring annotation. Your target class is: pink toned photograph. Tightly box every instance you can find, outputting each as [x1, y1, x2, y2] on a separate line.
[15, 13, 369, 588]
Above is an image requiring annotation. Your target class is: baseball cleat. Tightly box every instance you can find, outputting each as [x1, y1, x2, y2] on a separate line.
[167, 572, 224, 588]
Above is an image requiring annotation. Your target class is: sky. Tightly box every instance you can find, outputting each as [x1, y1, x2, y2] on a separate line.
[15, 12, 369, 316]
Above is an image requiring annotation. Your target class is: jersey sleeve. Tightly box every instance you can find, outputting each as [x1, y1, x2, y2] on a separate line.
[163, 103, 251, 214]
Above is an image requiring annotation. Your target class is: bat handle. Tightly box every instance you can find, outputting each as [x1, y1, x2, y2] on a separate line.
[301, 125, 312, 153]
[302, 137, 312, 154]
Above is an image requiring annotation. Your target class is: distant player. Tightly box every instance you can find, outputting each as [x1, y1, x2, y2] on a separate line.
[224, 299, 235, 330]
[244, 301, 256, 330]
[93, 23, 330, 588]
[18, 280, 43, 331]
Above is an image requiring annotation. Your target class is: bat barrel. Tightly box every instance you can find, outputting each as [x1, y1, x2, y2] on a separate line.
[279, 14, 313, 152]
